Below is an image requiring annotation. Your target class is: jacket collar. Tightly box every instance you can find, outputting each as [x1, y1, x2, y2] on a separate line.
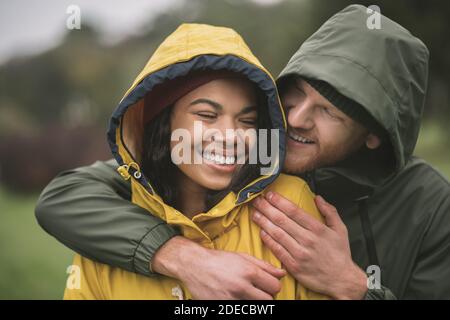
[303, 145, 396, 209]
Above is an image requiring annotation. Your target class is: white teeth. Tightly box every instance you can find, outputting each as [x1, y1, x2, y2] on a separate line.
[288, 131, 314, 144]
[202, 151, 235, 165]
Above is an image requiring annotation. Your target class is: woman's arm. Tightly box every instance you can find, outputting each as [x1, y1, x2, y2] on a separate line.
[35, 159, 180, 277]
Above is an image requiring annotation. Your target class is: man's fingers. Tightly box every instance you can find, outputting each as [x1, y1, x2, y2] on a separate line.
[252, 209, 303, 255]
[237, 253, 283, 297]
[251, 267, 283, 297]
[252, 196, 315, 241]
[241, 287, 274, 300]
[239, 253, 286, 278]
[260, 229, 297, 269]
[252, 201, 316, 251]
[262, 192, 324, 233]
[314, 195, 345, 232]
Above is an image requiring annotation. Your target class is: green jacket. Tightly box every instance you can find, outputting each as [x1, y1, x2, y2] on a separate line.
[277, 5, 450, 299]
[36, 5, 450, 299]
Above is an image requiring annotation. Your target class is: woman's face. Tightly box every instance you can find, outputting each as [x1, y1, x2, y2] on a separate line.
[170, 78, 259, 191]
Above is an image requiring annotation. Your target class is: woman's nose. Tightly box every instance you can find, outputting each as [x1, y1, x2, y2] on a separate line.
[213, 118, 238, 138]
[209, 118, 245, 150]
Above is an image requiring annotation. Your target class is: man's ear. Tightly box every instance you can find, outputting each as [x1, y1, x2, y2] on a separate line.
[366, 134, 381, 149]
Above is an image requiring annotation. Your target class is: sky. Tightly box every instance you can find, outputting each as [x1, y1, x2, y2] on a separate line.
[0, 0, 182, 64]
[0, 0, 284, 65]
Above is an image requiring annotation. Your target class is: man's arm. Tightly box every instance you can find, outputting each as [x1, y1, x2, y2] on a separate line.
[35, 159, 180, 277]
[35, 159, 286, 299]
[403, 192, 450, 299]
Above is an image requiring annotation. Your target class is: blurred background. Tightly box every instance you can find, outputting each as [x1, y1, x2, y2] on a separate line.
[0, 0, 449, 299]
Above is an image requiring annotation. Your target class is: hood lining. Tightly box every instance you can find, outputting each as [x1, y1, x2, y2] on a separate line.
[108, 54, 286, 204]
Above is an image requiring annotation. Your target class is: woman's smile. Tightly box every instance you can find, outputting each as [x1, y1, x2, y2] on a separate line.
[201, 150, 237, 173]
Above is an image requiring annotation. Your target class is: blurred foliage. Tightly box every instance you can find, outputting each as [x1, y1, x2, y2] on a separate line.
[0, 0, 449, 189]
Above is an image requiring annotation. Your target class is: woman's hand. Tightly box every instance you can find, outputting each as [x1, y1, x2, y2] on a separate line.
[152, 236, 286, 299]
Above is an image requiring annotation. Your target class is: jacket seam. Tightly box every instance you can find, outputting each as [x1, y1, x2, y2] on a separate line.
[131, 222, 168, 274]
[410, 158, 450, 187]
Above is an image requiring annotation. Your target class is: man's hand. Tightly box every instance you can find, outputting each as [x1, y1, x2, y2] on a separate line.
[151, 236, 286, 299]
[251, 192, 368, 300]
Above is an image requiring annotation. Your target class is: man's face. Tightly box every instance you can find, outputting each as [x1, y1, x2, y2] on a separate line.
[281, 78, 370, 174]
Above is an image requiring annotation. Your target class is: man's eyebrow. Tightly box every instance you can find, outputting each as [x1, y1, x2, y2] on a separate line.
[189, 98, 223, 111]
[293, 81, 305, 93]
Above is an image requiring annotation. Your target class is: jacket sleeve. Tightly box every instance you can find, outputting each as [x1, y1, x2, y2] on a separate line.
[403, 191, 450, 299]
[35, 159, 181, 277]
[364, 285, 397, 300]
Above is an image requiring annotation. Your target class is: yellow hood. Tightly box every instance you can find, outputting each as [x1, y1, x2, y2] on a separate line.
[107, 23, 287, 239]
[64, 24, 330, 301]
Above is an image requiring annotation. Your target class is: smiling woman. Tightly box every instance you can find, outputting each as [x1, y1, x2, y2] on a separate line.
[62, 23, 328, 300]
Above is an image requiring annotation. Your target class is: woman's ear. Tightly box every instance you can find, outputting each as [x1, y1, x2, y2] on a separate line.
[366, 133, 381, 149]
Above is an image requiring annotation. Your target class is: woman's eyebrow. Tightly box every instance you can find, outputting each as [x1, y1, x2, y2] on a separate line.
[189, 98, 223, 111]
[189, 98, 257, 115]
[237, 105, 258, 115]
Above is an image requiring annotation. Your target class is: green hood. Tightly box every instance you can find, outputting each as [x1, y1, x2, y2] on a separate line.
[278, 4, 429, 182]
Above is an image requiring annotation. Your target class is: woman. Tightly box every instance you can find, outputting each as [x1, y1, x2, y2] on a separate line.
[64, 23, 326, 300]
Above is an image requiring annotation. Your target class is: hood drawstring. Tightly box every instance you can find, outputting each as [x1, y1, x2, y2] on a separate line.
[356, 195, 379, 268]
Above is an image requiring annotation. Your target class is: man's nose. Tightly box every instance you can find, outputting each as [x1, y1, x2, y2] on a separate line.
[287, 100, 314, 130]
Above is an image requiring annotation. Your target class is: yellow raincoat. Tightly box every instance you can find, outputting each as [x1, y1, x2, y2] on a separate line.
[64, 23, 327, 300]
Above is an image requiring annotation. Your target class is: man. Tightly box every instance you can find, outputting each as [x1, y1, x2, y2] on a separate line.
[36, 5, 450, 299]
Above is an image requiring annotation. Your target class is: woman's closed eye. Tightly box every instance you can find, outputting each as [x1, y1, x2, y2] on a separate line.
[195, 111, 217, 120]
[239, 117, 257, 126]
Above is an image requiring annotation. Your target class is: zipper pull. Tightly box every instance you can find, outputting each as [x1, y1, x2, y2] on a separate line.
[117, 165, 130, 180]
[117, 162, 141, 181]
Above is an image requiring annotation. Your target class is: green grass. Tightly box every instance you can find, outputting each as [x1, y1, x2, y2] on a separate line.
[0, 189, 74, 299]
